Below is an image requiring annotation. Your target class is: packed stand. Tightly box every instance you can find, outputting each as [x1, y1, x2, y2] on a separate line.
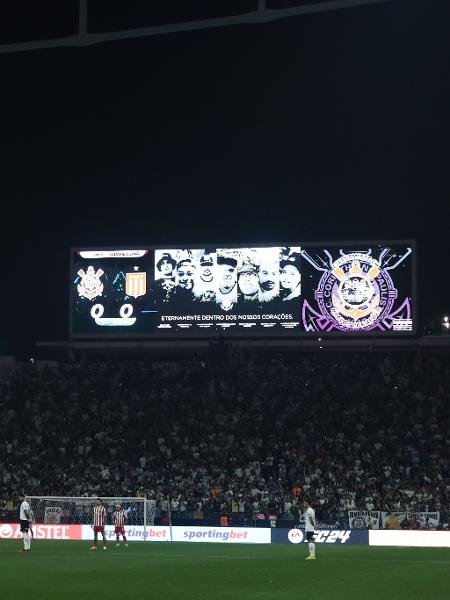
[0, 352, 449, 524]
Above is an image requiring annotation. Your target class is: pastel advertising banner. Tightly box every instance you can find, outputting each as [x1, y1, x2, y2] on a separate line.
[81, 525, 169, 542]
[81, 525, 270, 544]
[172, 527, 271, 544]
[271, 529, 368, 545]
[0, 523, 82, 540]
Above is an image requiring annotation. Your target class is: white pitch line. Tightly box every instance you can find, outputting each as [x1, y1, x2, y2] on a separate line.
[151, 553, 255, 559]
[147, 553, 450, 565]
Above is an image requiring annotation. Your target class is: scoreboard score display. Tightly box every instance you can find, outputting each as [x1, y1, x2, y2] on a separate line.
[70, 241, 416, 337]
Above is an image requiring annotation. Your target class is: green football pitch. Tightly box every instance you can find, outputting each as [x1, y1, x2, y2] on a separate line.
[1, 541, 449, 600]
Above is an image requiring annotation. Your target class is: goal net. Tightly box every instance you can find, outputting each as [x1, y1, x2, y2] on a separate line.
[27, 496, 155, 529]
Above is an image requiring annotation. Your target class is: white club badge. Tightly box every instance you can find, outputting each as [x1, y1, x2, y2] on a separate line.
[77, 266, 104, 300]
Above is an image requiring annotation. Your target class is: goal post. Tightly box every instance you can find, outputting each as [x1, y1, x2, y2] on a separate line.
[27, 496, 150, 537]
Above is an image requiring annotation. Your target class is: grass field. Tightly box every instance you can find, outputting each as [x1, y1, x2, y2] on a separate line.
[1, 540, 449, 600]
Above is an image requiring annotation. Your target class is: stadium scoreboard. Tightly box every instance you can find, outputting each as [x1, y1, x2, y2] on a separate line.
[70, 241, 416, 337]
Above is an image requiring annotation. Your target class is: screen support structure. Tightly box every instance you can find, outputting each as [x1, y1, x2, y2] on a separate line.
[0, 0, 392, 55]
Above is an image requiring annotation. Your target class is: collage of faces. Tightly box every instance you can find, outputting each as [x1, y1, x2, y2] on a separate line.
[154, 247, 301, 312]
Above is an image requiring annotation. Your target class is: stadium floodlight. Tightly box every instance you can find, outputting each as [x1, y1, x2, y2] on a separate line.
[443, 316, 450, 330]
[0, 0, 392, 55]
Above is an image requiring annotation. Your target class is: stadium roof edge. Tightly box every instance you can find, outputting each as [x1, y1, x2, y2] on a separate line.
[33, 335, 450, 356]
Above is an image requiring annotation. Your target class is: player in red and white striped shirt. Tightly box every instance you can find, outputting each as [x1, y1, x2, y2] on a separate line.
[90, 498, 108, 550]
[113, 504, 128, 547]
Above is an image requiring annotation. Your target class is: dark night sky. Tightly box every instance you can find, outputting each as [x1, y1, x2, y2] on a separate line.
[2, 1, 449, 355]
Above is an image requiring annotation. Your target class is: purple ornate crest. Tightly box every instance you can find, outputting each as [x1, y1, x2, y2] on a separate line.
[302, 247, 412, 332]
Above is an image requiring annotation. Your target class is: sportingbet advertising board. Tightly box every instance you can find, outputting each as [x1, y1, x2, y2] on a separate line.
[79, 525, 269, 543]
[80, 525, 169, 542]
[172, 526, 270, 544]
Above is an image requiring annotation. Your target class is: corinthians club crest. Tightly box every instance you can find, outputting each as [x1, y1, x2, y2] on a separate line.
[316, 253, 397, 330]
[301, 247, 412, 332]
[77, 266, 104, 300]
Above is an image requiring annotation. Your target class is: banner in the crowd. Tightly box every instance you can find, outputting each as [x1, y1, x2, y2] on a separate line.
[407, 512, 440, 528]
[44, 506, 63, 524]
[271, 529, 368, 545]
[369, 530, 450, 548]
[380, 511, 407, 529]
[348, 511, 380, 529]
[348, 511, 440, 530]
[380, 511, 440, 529]
[0, 523, 82, 540]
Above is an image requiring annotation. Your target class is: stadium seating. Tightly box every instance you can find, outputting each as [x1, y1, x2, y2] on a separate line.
[1, 352, 449, 523]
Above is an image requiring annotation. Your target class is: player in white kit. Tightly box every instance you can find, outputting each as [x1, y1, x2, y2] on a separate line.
[303, 498, 316, 560]
[19, 494, 32, 553]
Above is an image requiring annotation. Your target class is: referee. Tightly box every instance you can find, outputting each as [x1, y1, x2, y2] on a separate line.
[18, 494, 32, 553]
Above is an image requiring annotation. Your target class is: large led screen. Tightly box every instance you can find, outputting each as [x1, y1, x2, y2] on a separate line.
[70, 241, 415, 337]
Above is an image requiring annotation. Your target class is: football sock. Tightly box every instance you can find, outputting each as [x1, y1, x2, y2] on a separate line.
[308, 542, 315, 556]
[23, 532, 30, 550]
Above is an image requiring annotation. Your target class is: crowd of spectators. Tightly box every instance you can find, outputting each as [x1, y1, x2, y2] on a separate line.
[1, 351, 449, 523]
